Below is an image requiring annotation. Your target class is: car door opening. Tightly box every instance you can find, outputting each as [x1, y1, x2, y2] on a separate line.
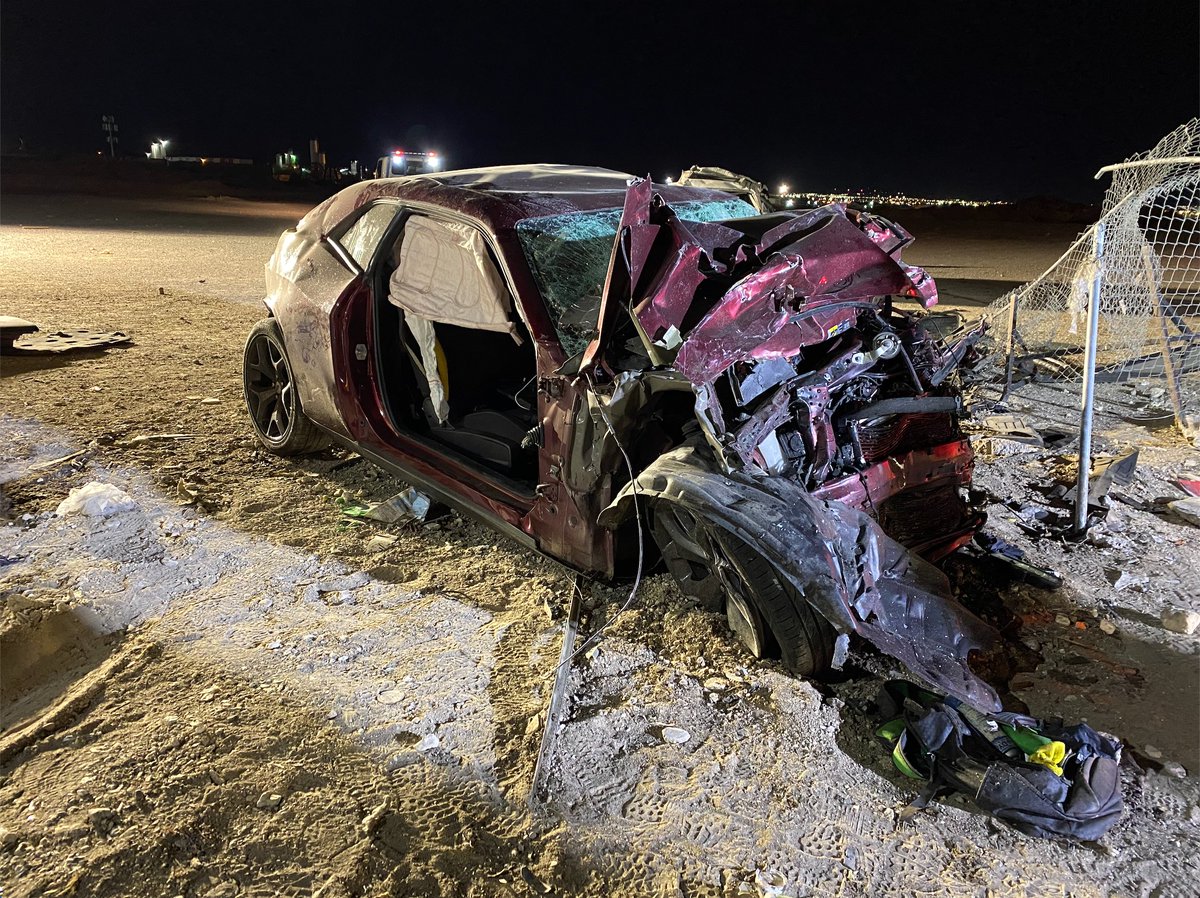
[374, 214, 538, 483]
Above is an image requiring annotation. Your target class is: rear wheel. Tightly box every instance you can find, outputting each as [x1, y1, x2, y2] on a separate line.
[243, 318, 330, 456]
[652, 502, 836, 676]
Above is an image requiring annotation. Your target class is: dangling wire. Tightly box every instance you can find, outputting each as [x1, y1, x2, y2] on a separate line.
[554, 372, 645, 670]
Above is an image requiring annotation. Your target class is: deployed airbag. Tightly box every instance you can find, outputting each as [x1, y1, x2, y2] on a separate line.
[388, 217, 516, 337]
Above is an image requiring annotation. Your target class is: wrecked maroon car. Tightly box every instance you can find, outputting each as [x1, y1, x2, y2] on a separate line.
[243, 164, 1000, 711]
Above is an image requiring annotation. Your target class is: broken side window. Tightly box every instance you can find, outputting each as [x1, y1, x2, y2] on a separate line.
[336, 203, 401, 269]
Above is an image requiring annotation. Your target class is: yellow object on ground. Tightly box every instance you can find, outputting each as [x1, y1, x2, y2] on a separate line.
[1029, 741, 1067, 776]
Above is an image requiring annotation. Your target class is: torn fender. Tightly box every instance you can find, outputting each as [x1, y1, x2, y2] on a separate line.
[598, 446, 1001, 712]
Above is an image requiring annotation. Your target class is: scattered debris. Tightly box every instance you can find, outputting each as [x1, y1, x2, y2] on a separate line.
[9, 328, 132, 354]
[415, 733, 440, 752]
[659, 726, 691, 745]
[125, 433, 195, 445]
[0, 315, 38, 351]
[1159, 760, 1188, 778]
[1161, 607, 1200, 635]
[753, 870, 788, 897]
[27, 449, 88, 472]
[1112, 571, 1149, 592]
[974, 532, 1064, 589]
[54, 482, 137, 518]
[342, 486, 435, 525]
[360, 803, 388, 836]
[255, 792, 284, 811]
[530, 579, 583, 807]
[1088, 450, 1139, 506]
[1176, 479, 1200, 498]
[978, 414, 1044, 447]
[177, 478, 202, 504]
[1167, 497, 1200, 527]
[875, 680, 1123, 841]
[366, 534, 398, 551]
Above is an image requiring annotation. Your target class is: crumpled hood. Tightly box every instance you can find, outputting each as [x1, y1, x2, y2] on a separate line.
[585, 177, 937, 378]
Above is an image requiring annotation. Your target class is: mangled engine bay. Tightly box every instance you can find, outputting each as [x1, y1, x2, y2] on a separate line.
[589, 179, 1001, 710]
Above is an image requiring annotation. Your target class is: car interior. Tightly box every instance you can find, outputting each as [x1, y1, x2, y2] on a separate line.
[370, 214, 539, 485]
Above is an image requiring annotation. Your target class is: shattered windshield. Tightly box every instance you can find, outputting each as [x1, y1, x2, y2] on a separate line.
[516, 198, 756, 357]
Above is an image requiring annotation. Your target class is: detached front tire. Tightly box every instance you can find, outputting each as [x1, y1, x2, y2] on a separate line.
[243, 318, 329, 456]
[652, 502, 836, 677]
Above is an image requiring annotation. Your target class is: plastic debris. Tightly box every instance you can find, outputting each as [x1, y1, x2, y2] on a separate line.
[660, 726, 691, 744]
[342, 486, 433, 525]
[55, 482, 137, 518]
[416, 733, 440, 751]
[1088, 450, 1139, 507]
[1176, 479, 1200, 498]
[1112, 571, 1149, 592]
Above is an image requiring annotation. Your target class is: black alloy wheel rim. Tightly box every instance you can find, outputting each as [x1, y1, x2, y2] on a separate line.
[245, 334, 294, 443]
[653, 504, 769, 657]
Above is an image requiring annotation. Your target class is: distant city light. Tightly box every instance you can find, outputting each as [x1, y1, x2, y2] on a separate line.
[790, 188, 1006, 210]
[778, 183, 790, 195]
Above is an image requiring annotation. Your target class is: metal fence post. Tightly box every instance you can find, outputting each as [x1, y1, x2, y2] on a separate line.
[1074, 223, 1106, 533]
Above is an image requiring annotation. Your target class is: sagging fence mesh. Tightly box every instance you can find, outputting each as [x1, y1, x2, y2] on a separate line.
[988, 118, 1200, 435]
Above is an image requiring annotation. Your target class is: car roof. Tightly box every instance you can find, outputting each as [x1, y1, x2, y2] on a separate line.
[304, 164, 743, 236]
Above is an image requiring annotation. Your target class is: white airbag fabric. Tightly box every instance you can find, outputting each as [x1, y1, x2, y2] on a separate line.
[387, 217, 514, 335]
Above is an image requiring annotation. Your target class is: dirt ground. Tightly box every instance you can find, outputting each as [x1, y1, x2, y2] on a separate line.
[1, 192, 1198, 898]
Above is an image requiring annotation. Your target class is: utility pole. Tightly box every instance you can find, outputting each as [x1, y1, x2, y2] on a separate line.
[101, 115, 119, 158]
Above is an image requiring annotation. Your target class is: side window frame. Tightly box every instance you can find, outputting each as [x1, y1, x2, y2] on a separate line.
[328, 200, 403, 272]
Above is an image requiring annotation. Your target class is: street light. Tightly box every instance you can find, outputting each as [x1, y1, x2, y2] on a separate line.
[778, 183, 790, 195]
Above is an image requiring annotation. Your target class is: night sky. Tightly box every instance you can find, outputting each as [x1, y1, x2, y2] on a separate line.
[3, 0, 1196, 201]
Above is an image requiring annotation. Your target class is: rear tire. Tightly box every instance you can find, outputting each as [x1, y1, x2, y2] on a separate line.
[243, 318, 330, 456]
[652, 502, 836, 677]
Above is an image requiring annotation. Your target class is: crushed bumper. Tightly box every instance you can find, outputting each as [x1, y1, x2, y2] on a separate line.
[600, 446, 1002, 712]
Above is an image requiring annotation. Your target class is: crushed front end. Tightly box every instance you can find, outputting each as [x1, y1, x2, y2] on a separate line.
[590, 179, 999, 710]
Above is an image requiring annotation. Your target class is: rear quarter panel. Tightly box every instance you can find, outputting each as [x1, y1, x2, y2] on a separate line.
[265, 227, 358, 439]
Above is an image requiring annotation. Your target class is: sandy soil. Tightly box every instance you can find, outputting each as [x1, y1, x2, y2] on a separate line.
[1, 193, 1198, 898]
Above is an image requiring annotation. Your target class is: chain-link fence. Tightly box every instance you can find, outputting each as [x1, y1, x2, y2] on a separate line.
[989, 119, 1200, 437]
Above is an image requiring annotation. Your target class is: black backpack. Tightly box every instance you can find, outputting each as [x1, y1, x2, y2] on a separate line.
[875, 680, 1124, 841]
